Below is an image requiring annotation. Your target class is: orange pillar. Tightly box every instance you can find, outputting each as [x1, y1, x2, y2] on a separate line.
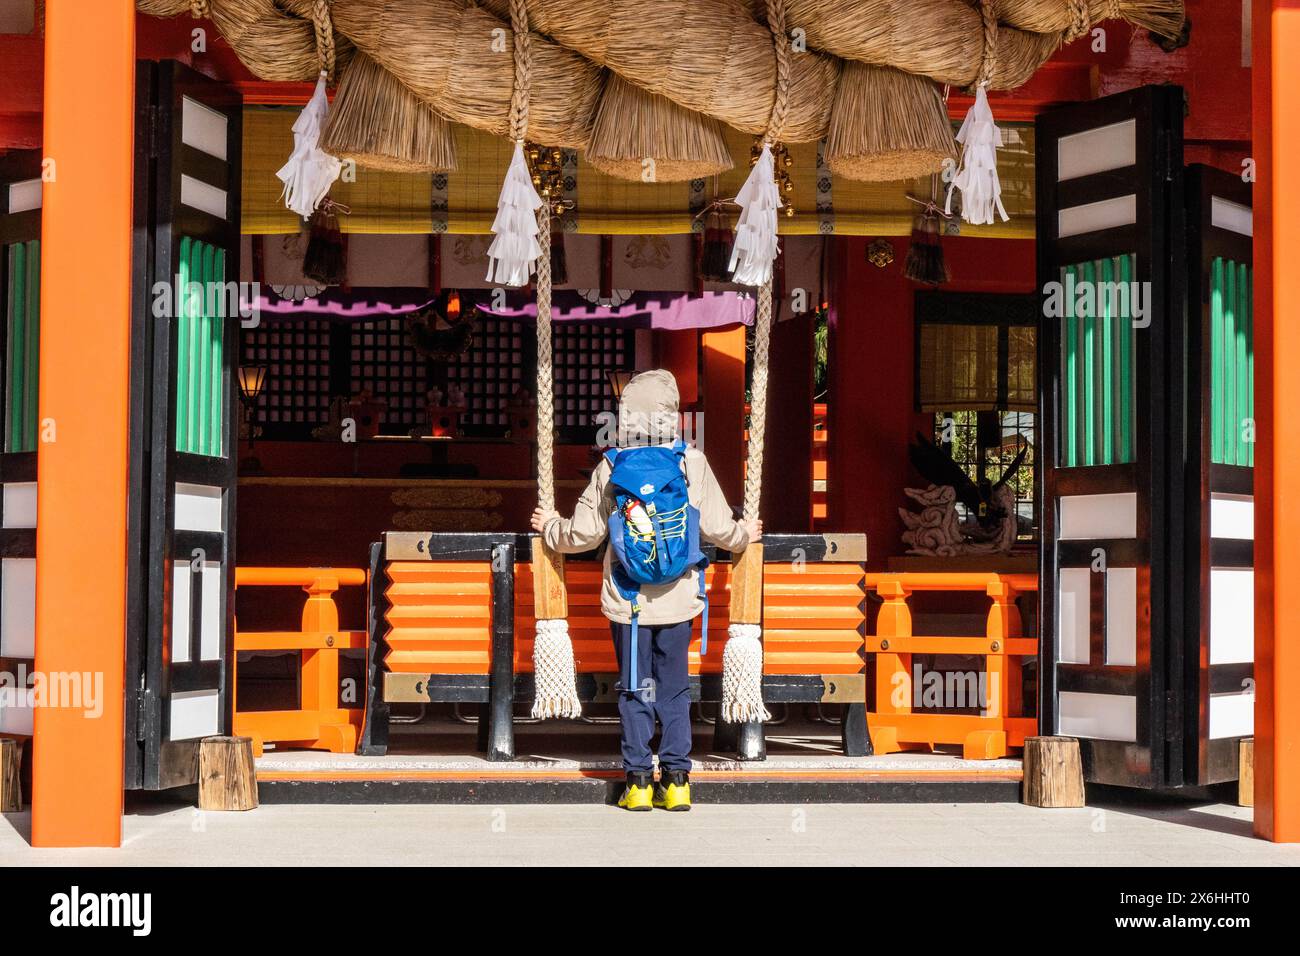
[1253, 0, 1300, 843]
[701, 325, 746, 507]
[32, 0, 136, 847]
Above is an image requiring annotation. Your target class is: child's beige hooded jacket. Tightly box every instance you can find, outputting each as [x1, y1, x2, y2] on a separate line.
[542, 369, 749, 625]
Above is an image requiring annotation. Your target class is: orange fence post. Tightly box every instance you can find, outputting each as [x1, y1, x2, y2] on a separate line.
[864, 573, 1039, 760]
[232, 568, 368, 756]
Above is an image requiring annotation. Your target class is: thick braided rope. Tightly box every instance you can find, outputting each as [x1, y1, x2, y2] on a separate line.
[740, 0, 788, 523]
[743, 278, 774, 522]
[764, 0, 792, 145]
[976, 0, 999, 90]
[509, 0, 532, 143]
[311, 0, 337, 80]
[536, 208, 556, 513]
[1064, 0, 1091, 43]
[189, 0, 210, 17]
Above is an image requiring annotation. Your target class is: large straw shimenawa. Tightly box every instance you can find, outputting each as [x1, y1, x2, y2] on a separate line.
[141, 0, 1186, 164]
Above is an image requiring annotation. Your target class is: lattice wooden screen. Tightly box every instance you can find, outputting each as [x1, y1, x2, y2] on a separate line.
[241, 319, 332, 425]
[350, 316, 429, 430]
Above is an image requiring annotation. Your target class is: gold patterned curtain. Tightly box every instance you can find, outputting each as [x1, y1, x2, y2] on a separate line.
[241, 108, 1036, 238]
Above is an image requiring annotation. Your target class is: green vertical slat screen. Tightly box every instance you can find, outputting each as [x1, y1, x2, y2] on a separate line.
[1210, 257, 1254, 467]
[4, 239, 40, 454]
[174, 237, 226, 458]
[1059, 255, 1137, 468]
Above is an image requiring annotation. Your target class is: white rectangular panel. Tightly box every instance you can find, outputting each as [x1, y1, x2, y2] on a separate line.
[170, 689, 220, 741]
[1210, 493, 1254, 541]
[2, 482, 37, 529]
[1058, 194, 1138, 239]
[1059, 492, 1138, 540]
[172, 561, 192, 664]
[180, 174, 228, 220]
[174, 483, 224, 533]
[1105, 567, 1137, 666]
[0, 682, 33, 735]
[200, 561, 222, 661]
[1057, 120, 1137, 181]
[1210, 568, 1254, 665]
[1211, 196, 1252, 237]
[1058, 691, 1137, 742]
[182, 96, 229, 161]
[0, 557, 35, 658]
[1209, 691, 1254, 739]
[7, 179, 42, 214]
[1058, 568, 1091, 665]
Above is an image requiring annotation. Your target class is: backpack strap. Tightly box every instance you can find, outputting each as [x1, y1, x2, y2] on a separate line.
[628, 597, 641, 697]
[697, 564, 709, 658]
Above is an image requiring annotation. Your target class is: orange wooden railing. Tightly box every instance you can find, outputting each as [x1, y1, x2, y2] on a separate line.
[863, 572, 1039, 760]
[233, 567, 368, 756]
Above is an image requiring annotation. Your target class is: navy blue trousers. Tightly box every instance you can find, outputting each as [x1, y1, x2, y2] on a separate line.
[610, 619, 693, 774]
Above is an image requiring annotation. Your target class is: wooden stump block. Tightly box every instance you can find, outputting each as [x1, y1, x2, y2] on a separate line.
[0, 738, 22, 813]
[198, 736, 258, 811]
[1239, 738, 1254, 808]
[1022, 735, 1085, 808]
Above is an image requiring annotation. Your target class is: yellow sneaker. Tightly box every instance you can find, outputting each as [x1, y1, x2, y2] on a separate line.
[617, 773, 654, 811]
[653, 770, 692, 811]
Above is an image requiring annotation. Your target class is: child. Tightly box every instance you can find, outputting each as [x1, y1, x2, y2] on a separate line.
[531, 369, 760, 811]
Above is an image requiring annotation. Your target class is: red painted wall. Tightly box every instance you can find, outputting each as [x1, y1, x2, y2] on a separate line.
[826, 236, 1035, 568]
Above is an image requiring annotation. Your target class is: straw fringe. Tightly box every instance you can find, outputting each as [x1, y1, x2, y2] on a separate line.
[587, 74, 734, 182]
[321, 51, 458, 173]
[826, 63, 958, 183]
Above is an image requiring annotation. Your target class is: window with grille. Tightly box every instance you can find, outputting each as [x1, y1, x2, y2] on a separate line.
[349, 316, 428, 431]
[444, 315, 526, 429]
[934, 410, 1037, 539]
[240, 319, 332, 430]
[916, 292, 1040, 540]
[239, 315, 632, 441]
[551, 323, 633, 432]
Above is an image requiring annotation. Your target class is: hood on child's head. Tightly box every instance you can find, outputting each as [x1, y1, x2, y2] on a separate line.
[618, 369, 680, 447]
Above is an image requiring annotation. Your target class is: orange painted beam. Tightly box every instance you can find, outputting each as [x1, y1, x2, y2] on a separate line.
[31, 0, 136, 848]
[1253, 0, 1300, 843]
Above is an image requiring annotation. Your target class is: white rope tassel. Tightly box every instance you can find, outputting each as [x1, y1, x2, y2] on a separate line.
[486, 141, 544, 287]
[531, 618, 582, 718]
[945, 85, 1009, 227]
[722, 624, 771, 723]
[277, 71, 342, 220]
[728, 144, 782, 287]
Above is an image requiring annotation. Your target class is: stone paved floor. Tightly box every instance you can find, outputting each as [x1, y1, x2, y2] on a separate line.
[2, 800, 1299, 866]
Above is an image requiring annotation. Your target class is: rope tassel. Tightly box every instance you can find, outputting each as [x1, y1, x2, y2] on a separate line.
[945, 84, 1008, 226]
[531, 618, 581, 719]
[277, 72, 342, 221]
[728, 144, 782, 287]
[722, 624, 771, 723]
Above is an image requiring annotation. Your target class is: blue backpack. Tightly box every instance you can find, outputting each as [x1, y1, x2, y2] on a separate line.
[604, 439, 709, 694]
